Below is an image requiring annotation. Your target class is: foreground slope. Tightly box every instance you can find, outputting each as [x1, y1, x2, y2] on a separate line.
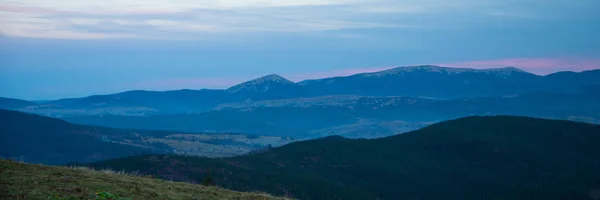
[0, 159, 286, 200]
[91, 116, 600, 200]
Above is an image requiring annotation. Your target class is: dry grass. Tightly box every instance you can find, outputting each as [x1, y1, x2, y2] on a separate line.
[0, 159, 289, 200]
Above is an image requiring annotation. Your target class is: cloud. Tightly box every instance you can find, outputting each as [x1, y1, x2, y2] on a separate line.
[3, 0, 596, 39]
[0, 0, 381, 39]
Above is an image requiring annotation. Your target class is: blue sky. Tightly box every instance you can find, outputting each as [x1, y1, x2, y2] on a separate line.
[1, 0, 600, 100]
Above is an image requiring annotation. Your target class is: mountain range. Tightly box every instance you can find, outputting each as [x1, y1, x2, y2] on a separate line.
[4, 66, 599, 117]
[87, 116, 600, 200]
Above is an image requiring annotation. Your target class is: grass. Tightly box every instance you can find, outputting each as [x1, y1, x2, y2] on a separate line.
[0, 159, 288, 200]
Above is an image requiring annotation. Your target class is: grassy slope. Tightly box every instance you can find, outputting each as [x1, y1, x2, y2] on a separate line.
[90, 116, 600, 200]
[0, 159, 287, 200]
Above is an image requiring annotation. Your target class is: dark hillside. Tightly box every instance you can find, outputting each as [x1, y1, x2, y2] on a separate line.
[0, 110, 169, 165]
[90, 116, 600, 200]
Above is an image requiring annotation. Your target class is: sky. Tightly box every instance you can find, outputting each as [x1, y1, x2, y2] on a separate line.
[1, 0, 600, 100]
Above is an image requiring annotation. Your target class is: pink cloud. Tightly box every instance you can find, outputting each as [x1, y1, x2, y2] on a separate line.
[439, 57, 600, 75]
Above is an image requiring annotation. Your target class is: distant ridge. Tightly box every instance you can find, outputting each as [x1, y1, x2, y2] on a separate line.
[362, 65, 529, 77]
[298, 65, 531, 82]
[0, 97, 36, 109]
[297, 65, 545, 98]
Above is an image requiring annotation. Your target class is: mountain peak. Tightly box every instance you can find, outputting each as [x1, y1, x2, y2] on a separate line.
[237, 74, 294, 86]
[256, 74, 292, 83]
[227, 74, 295, 93]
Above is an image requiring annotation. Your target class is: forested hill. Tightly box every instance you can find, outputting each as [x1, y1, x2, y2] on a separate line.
[89, 116, 600, 200]
[0, 109, 170, 165]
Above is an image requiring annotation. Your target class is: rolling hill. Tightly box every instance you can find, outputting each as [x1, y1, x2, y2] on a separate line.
[0, 109, 168, 165]
[0, 97, 36, 109]
[88, 116, 600, 200]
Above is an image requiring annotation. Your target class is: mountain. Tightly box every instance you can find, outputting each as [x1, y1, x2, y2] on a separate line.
[298, 65, 578, 98]
[0, 97, 36, 109]
[41, 89, 228, 115]
[0, 110, 291, 165]
[227, 74, 303, 100]
[6, 66, 599, 117]
[544, 69, 600, 88]
[89, 116, 600, 200]
[36, 74, 300, 115]
[0, 159, 286, 200]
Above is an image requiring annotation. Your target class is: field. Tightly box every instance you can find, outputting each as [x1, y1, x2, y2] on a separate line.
[144, 134, 293, 157]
